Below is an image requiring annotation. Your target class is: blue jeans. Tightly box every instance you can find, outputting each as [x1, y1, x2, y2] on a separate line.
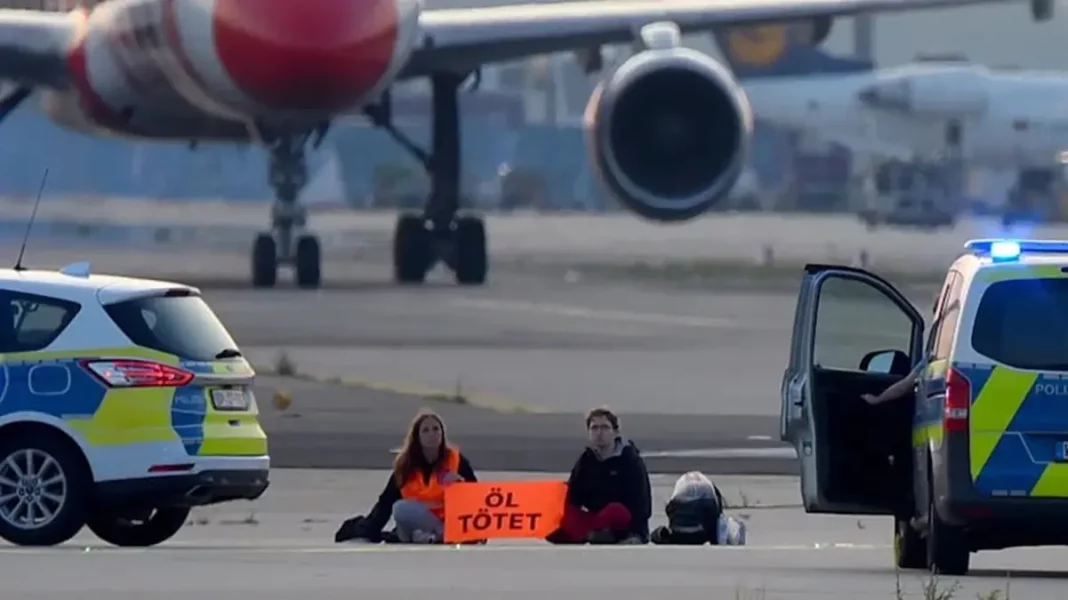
[392, 500, 444, 542]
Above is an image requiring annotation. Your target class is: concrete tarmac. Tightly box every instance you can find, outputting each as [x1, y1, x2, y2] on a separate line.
[7, 212, 951, 475]
[221, 269, 806, 474]
[4, 469, 1066, 600]
[7, 215, 952, 475]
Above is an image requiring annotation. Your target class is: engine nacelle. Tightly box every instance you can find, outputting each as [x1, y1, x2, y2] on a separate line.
[584, 47, 752, 222]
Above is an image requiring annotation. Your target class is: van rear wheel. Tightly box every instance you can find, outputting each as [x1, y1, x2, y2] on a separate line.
[894, 515, 926, 569]
[926, 488, 969, 575]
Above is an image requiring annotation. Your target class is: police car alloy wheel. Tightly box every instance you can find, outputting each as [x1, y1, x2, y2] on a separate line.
[87, 506, 191, 547]
[0, 433, 90, 546]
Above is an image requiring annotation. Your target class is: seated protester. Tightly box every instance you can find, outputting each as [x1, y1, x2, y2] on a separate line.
[547, 406, 652, 544]
[335, 409, 477, 544]
[650, 471, 746, 546]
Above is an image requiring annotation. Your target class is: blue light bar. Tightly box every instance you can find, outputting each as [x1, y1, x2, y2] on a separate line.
[965, 238, 1068, 261]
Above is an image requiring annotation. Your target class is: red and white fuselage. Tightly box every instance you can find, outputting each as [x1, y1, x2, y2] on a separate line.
[43, 0, 422, 140]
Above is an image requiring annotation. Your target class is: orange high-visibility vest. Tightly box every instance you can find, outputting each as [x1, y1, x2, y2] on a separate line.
[399, 449, 461, 519]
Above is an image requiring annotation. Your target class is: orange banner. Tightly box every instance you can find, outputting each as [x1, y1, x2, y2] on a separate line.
[443, 480, 567, 543]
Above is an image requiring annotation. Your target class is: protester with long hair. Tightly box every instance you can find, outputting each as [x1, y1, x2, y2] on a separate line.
[336, 409, 478, 543]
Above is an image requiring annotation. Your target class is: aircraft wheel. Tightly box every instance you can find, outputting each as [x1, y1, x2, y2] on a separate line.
[294, 234, 321, 289]
[454, 215, 487, 286]
[393, 214, 432, 284]
[1032, 0, 1054, 21]
[251, 233, 277, 288]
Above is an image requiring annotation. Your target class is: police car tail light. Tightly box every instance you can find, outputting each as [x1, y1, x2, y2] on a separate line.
[80, 359, 194, 388]
[944, 368, 971, 432]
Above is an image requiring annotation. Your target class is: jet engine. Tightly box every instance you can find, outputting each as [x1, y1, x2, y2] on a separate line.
[584, 42, 752, 222]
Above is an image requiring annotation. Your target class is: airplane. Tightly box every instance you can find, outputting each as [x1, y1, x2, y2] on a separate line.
[741, 60, 1068, 224]
[0, 0, 1053, 290]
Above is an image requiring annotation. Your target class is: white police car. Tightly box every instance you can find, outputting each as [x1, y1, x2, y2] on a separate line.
[0, 262, 269, 547]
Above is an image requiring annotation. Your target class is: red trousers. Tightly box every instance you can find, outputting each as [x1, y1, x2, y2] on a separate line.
[555, 502, 632, 542]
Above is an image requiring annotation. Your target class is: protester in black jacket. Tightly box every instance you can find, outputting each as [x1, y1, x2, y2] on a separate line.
[546, 407, 652, 544]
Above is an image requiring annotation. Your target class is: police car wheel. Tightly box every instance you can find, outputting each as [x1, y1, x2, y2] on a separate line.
[0, 432, 91, 546]
[893, 516, 926, 569]
[926, 490, 969, 575]
[87, 506, 191, 547]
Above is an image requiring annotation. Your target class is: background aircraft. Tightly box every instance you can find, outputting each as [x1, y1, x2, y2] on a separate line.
[0, 0, 1052, 289]
[742, 61, 1068, 225]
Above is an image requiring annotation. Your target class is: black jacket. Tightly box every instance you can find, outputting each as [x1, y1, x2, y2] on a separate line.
[565, 437, 652, 540]
[360, 452, 478, 536]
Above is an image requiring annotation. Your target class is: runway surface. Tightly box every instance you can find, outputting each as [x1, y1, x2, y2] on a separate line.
[2, 212, 962, 475]
[3, 200, 1063, 272]
[222, 268, 809, 474]
[4, 469, 1066, 600]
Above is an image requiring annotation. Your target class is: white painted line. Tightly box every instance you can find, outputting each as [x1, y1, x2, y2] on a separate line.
[747, 435, 772, 441]
[451, 298, 742, 329]
[644, 447, 798, 459]
[0, 542, 891, 555]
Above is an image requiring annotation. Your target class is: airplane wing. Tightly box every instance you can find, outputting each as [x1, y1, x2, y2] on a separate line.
[0, 10, 76, 90]
[404, 0, 1038, 78]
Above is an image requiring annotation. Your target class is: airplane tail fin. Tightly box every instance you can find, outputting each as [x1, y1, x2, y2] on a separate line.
[710, 23, 873, 79]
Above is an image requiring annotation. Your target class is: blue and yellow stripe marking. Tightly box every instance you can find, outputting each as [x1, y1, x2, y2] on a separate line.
[959, 364, 1068, 498]
[0, 347, 266, 459]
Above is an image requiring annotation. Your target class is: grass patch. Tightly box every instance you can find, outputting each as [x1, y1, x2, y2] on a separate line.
[894, 567, 1011, 600]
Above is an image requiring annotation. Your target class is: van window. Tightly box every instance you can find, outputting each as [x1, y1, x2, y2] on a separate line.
[971, 278, 1068, 370]
[104, 294, 239, 362]
[933, 273, 964, 360]
[813, 276, 913, 371]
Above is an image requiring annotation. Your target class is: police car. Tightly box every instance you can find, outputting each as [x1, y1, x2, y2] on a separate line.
[0, 263, 268, 547]
[780, 239, 1068, 576]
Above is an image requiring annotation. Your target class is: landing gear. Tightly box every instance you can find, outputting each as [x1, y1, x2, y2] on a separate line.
[369, 74, 488, 286]
[250, 134, 322, 289]
[1002, 168, 1058, 227]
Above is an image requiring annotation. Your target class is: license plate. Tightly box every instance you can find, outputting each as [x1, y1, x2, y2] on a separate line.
[211, 388, 250, 411]
[1056, 442, 1068, 462]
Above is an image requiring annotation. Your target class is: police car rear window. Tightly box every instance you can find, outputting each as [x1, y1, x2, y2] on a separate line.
[104, 294, 239, 362]
[971, 278, 1068, 371]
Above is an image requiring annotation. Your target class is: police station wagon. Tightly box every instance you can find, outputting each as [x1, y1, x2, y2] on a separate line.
[780, 239, 1068, 576]
[0, 263, 269, 547]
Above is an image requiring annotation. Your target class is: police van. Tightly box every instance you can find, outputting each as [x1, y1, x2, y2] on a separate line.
[780, 239, 1068, 575]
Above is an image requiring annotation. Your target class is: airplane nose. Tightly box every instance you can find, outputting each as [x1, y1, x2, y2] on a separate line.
[213, 0, 399, 113]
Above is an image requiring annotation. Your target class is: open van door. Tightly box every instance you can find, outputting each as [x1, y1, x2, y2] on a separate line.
[781, 264, 925, 515]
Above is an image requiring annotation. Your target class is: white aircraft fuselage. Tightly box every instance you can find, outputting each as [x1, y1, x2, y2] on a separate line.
[744, 62, 1068, 170]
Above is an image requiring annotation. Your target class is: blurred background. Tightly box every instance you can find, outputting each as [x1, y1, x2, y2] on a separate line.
[1, 0, 1066, 228]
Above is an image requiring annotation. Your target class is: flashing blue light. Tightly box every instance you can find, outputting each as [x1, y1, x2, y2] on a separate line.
[965, 238, 1068, 261]
[989, 241, 1022, 261]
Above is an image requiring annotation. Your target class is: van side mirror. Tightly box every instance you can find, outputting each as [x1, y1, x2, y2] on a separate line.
[860, 349, 910, 375]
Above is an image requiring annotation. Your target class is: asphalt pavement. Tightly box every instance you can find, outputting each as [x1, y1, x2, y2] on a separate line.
[9, 213, 957, 476]
[4, 469, 1066, 600]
